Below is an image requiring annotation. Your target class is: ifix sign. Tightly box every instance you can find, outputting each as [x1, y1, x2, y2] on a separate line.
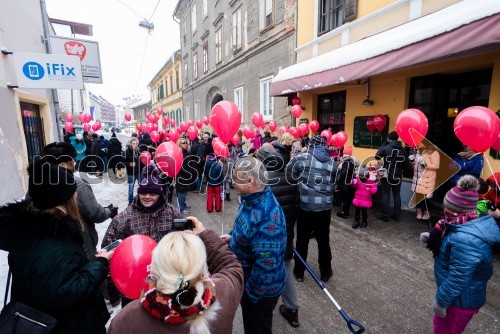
[13, 52, 83, 89]
[49, 36, 103, 84]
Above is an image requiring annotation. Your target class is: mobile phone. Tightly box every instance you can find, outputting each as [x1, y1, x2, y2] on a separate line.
[103, 239, 122, 252]
[173, 219, 194, 231]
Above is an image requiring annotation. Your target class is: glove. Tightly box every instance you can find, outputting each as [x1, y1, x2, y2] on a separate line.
[108, 205, 118, 218]
[433, 299, 447, 318]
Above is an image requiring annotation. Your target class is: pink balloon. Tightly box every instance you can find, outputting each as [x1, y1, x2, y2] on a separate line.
[202, 116, 209, 125]
[157, 107, 163, 114]
[125, 114, 131, 121]
[366, 117, 376, 133]
[335, 131, 348, 147]
[373, 114, 386, 131]
[83, 123, 91, 132]
[269, 121, 277, 132]
[84, 113, 91, 123]
[290, 127, 301, 138]
[231, 134, 240, 147]
[187, 120, 194, 128]
[196, 119, 203, 129]
[213, 141, 229, 158]
[278, 126, 288, 134]
[64, 122, 73, 132]
[146, 112, 151, 118]
[110, 235, 157, 299]
[170, 119, 176, 127]
[152, 123, 159, 132]
[77, 113, 85, 123]
[176, 127, 183, 134]
[145, 123, 154, 133]
[187, 125, 198, 141]
[299, 123, 309, 136]
[320, 129, 332, 143]
[252, 112, 264, 128]
[163, 116, 169, 125]
[395, 108, 428, 147]
[310, 120, 320, 133]
[150, 131, 160, 144]
[210, 100, 242, 143]
[291, 105, 302, 118]
[454, 106, 499, 153]
[92, 122, 100, 131]
[140, 151, 152, 165]
[65, 114, 74, 123]
[292, 97, 301, 106]
[179, 121, 188, 133]
[136, 124, 143, 132]
[168, 129, 179, 142]
[243, 126, 255, 139]
[155, 141, 184, 177]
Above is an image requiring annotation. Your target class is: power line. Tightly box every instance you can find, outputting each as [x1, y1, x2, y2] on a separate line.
[148, 0, 161, 21]
[133, 32, 150, 95]
[116, 0, 146, 20]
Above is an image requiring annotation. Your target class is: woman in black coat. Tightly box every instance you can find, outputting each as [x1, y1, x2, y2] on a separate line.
[0, 161, 112, 333]
[175, 138, 197, 213]
[107, 133, 123, 174]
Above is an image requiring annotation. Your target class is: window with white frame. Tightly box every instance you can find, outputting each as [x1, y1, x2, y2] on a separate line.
[234, 86, 244, 114]
[185, 104, 190, 121]
[191, 4, 197, 33]
[260, 76, 274, 120]
[183, 21, 187, 44]
[194, 101, 200, 120]
[215, 27, 222, 64]
[319, 0, 343, 35]
[193, 53, 198, 80]
[202, 0, 208, 18]
[169, 75, 173, 94]
[203, 42, 208, 73]
[259, 0, 273, 31]
[184, 61, 189, 86]
[232, 7, 242, 51]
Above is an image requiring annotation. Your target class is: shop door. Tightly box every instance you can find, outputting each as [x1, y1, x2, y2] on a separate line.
[20, 102, 45, 163]
[317, 91, 346, 133]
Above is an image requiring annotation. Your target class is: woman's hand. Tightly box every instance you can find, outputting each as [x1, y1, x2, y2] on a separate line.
[97, 249, 114, 261]
[186, 216, 206, 234]
[220, 234, 232, 244]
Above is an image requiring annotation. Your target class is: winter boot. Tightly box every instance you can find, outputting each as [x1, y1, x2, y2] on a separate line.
[352, 217, 360, 229]
[225, 193, 231, 201]
[279, 305, 300, 328]
[360, 219, 368, 228]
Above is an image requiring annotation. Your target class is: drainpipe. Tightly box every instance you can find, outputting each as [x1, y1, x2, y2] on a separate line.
[291, 0, 298, 127]
[40, 0, 62, 141]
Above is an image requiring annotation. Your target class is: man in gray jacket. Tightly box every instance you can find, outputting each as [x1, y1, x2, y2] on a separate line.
[287, 135, 338, 283]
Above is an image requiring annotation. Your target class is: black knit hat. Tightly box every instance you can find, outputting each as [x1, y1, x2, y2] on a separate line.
[387, 131, 399, 141]
[309, 135, 326, 147]
[138, 164, 163, 195]
[28, 160, 77, 209]
[43, 142, 76, 164]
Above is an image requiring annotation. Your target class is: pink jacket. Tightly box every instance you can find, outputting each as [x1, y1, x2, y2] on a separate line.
[352, 178, 378, 208]
[251, 135, 262, 150]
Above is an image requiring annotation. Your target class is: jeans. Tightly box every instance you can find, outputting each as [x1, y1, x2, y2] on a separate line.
[380, 179, 402, 219]
[282, 260, 300, 310]
[240, 292, 280, 334]
[177, 191, 187, 211]
[433, 305, 479, 334]
[195, 177, 202, 191]
[128, 174, 140, 204]
[294, 209, 332, 277]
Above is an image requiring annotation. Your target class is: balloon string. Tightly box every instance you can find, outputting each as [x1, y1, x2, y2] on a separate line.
[484, 154, 499, 186]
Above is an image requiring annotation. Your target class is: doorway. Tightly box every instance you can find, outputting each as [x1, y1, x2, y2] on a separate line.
[20, 102, 46, 163]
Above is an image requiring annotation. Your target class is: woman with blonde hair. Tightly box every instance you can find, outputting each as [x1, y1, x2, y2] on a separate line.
[109, 216, 244, 334]
[0, 160, 113, 333]
[273, 132, 294, 165]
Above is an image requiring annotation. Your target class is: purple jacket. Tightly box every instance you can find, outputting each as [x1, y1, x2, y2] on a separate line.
[352, 178, 378, 208]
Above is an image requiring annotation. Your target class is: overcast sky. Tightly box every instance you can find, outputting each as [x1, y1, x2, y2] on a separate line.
[46, 0, 180, 105]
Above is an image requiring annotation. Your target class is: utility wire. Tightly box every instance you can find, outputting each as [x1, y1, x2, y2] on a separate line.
[148, 0, 161, 21]
[133, 32, 150, 95]
[116, 0, 147, 20]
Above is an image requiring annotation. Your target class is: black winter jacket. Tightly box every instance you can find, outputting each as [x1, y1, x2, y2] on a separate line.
[272, 140, 292, 166]
[175, 149, 198, 193]
[124, 147, 141, 176]
[139, 132, 156, 157]
[0, 201, 110, 333]
[375, 141, 409, 181]
[107, 137, 123, 169]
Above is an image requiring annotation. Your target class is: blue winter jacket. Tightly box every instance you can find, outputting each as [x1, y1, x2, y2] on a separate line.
[229, 186, 287, 303]
[449, 153, 483, 185]
[204, 159, 224, 186]
[69, 136, 86, 162]
[434, 215, 500, 309]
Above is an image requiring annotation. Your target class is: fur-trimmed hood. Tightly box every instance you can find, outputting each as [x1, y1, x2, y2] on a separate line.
[0, 200, 83, 253]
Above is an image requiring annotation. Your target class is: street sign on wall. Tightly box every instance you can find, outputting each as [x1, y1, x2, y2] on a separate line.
[49, 36, 103, 84]
[13, 52, 84, 89]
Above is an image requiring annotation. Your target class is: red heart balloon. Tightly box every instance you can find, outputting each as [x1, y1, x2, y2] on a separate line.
[83, 123, 91, 132]
[335, 131, 348, 147]
[168, 129, 179, 142]
[290, 127, 301, 138]
[125, 114, 131, 121]
[150, 131, 160, 144]
[292, 97, 301, 106]
[454, 106, 499, 152]
[231, 134, 240, 147]
[213, 141, 229, 158]
[187, 126, 198, 141]
[252, 112, 264, 128]
[291, 105, 302, 118]
[269, 121, 277, 132]
[243, 126, 255, 139]
[310, 120, 319, 133]
[320, 129, 332, 143]
[366, 117, 376, 133]
[196, 120, 203, 129]
[395, 109, 428, 147]
[65, 114, 74, 123]
[278, 126, 288, 134]
[64, 122, 73, 133]
[373, 114, 386, 131]
[210, 101, 242, 143]
[299, 123, 309, 136]
[202, 116, 209, 125]
[179, 121, 188, 133]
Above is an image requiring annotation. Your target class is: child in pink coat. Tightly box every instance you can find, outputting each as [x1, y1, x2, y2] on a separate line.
[351, 166, 378, 228]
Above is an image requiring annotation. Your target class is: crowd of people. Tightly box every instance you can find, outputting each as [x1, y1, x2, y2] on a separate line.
[0, 125, 499, 334]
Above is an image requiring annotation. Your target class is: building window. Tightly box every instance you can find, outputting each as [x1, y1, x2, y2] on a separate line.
[191, 4, 197, 33]
[202, 0, 208, 18]
[176, 108, 182, 124]
[259, 0, 273, 31]
[183, 21, 187, 44]
[170, 75, 173, 94]
[185, 104, 190, 121]
[260, 76, 274, 120]
[203, 42, 209, 73]
[232, 7, 242, 51]
[159, 83, 164, 99]
[215, 27, 222, 64]
[184, 61, 189, 86]
[234, 86, 244, 114]
[194, 101, 200, 120]
[319, 0, 343, 35]
[175, 70, 180, 91]
[193, 53, 198, 80]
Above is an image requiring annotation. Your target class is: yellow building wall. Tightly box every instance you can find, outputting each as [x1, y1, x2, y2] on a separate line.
[296, 0, 315, 47]
[357, 0, 394, 17]
[486, 60, 500, 180]
[318, 34, 342, 54]
[422, 0, 462, 16]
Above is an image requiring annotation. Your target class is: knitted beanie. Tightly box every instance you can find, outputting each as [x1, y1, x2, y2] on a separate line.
[138, 163, 163, 195]
[43, 142, 76, 164]
[443, 175, 479, 213]
[309, 135, 326, 147]
[28, 160, 77, 209]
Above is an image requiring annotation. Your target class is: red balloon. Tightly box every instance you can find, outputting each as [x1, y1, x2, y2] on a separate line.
[243, 126, 255, 139]
[202, 116, 209, 125]
[291, 105, 302, 118]
[146, 123, 154, 133]
[64, 122, 73, 132]
[292, 97, 302, 106]
[65, 114, 74, 123]
[83, 123, 91, 132]
[155, 141, 184, 177]
[92, 122, 100, 131]
[269, 121, 277, 132]
[187, 120, 194, 128]
[187, 125, 198, 141]
[290, 127, 301, 138]
[278, 126, 288, 134]
[395, 109, 428, 147]
[168, 129, 179, 142]
[196, 119, 203, 129]
[366, 117, 376, 133]
[251, 112, 263, 128]
[140, 151, 152, 165]
[299, 123, 309, 136]
[454, 106, 499, 153]
[125, 114, 132, 121]
[110, 235, 157, 300]
[179, 121, 188, 133]
[157, 107, 163, 114]
[212, 137, 223, 146]
[77, 113, 85, 123]
[373, 114, 386, 131]
[310, 120, 320, 133]
[176, 127, 183, 134]
[170, 119, 176, 127]
[320, 129, 332, 143]
[163, 116, 169, 125]
[150, 131, 160, 144]
[84, 113, 91, 123]
[152, 123, 159, 132]
[335, 131, 348, 147]
[231, 134, 240, 147]
[210, 101, 242, 143]
[213, 141, 229, 158]
[259, 118, 266, 129]
[136, 124, 143, 132]
[146, 112, 152, 118]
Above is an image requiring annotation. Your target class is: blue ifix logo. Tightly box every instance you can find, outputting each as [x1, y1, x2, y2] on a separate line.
[22, 61, 76, 81]
[22, 62, 45, 80]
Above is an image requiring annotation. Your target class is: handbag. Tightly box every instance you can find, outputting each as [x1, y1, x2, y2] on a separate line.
[0, 269, 57, 334]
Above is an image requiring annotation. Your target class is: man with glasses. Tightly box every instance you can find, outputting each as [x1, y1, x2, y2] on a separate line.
[175, 138, 198, 214]
[221, 156, 286, 334]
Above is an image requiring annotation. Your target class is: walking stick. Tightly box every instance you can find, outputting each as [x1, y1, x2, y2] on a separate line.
[293, 248, 365, 334]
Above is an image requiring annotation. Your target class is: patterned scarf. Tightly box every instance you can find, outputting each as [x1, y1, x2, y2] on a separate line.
[141, 278, 216, 325]
[427, 210, 478, 257]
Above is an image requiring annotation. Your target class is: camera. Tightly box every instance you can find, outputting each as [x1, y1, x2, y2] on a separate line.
[173, 219, 194, 231]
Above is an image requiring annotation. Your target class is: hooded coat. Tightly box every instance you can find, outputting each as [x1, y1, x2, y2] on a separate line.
[0, 201, 110, 333]
[176, 149, 198, 193]
[107, 137, 123, 170]
[139, 132, 156, 157]
[375, 140, 409, 181]
[434, 215, 500, 309]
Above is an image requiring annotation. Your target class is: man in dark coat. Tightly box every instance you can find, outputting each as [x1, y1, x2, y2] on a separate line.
[139, 132, 156, 157]
[176, 139, 198, 214]
[107, 133, 123, 175]
[375, 131, 409, 222]
[124, 138, 141, 204]
[89, 133, 104, 176]
[190, 135, 206, 191]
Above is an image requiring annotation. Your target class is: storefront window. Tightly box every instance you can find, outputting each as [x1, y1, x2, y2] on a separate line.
[317, 91, 346, 133]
